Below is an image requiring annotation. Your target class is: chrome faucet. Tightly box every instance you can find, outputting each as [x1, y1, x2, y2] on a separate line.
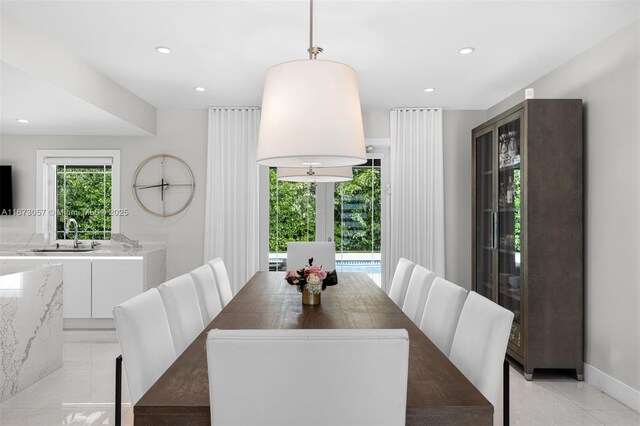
[65, 218, 79, 248]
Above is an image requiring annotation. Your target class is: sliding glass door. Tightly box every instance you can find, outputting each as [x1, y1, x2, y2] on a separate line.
[333, 159, 382, 285]
[268, 169, 317, 271]
[268, 155, 386, 286]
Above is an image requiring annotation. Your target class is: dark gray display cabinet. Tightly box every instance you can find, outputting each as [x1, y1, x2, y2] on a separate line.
[472, 99, 583, 380]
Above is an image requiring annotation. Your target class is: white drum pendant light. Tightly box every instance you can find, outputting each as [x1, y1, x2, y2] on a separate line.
[257, 0, 366, 168]
[277, 166, 353, 183]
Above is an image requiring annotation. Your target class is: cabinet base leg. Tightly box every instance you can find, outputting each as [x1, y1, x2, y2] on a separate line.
[576, 374, 584, 381]
[524, 372, 533, 381]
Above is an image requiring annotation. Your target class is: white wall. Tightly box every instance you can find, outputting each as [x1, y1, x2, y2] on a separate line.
[442, 110, 486, 288]
[0, 109, 207, 279]
[488, 21, 640, 393]
[362, 108, 390, 138]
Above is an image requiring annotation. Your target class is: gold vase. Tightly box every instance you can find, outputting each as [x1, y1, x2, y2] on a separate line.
[302, 288, 321, 305]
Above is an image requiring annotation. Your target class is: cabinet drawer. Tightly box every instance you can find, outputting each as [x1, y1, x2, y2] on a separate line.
[91, 258, 143, 318]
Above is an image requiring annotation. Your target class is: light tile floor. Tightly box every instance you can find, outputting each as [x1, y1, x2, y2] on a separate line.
[0, 330, 638, 425]
[494, 364, 640, 425]
[0, 330, 133, 426]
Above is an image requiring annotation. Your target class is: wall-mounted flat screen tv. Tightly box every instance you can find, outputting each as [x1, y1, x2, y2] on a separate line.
[0, 165, 14, 215]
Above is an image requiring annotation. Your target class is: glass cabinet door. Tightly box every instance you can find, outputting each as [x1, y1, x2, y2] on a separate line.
[474, 128, 495, 300]
[496, 111, 524, 352]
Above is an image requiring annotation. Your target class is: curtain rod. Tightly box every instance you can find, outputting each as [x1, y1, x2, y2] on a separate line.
[209, 107, 260, 111]
[391, 107, 442, 112]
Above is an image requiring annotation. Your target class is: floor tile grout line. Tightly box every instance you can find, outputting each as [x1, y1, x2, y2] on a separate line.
[582, 408, 608, 425]
[509, 408, 607, 426]
[586, 407, 640, 424]
[546, 380, 637, 413]
[507, 370, 588, 412]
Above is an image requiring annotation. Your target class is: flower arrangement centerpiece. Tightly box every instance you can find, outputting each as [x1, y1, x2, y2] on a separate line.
[285, 258, 338, 305]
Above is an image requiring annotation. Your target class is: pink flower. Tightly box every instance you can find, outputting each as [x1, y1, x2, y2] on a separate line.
[285, 270, 302, 285]
[304, 265, 327, 280]
[285, 270, 300, 280]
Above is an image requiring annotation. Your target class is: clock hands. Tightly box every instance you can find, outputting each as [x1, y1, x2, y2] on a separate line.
[134, 182, 193, 190]
[133, 179, 194, 204]
[136, 182, 170, 190]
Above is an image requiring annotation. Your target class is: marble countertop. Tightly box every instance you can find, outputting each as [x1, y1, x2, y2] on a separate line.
[0, 233, 166, 258]
[0, 245, 165, 257]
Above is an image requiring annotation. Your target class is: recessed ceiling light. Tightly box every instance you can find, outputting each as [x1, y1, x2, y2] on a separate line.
[194, 87, 206, 92]
[155, 46, 172, 54]
[459, 47, 475, 55]
[16, 119, 29, 124]
[424, 88, 435, 93]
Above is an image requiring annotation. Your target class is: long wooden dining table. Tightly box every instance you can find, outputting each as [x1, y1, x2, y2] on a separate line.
[135, 271, 493, 425]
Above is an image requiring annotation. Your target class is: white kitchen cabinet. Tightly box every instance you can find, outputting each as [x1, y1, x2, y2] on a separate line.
[0, 258, 49, 271]
[91, 258, 144, 318]
[1, 249, 165, 326]
[0, 258, 92, 318]
[54, 258, 92, 318]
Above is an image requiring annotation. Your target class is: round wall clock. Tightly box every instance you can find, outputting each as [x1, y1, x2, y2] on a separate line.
[132, 154, 195, 217]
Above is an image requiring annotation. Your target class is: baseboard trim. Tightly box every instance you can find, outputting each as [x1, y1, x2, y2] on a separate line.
[584, 363, 640, 412]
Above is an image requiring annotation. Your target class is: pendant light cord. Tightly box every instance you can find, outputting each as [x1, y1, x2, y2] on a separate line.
[307, 0, 322, 59]
[309, 0, 313, 60]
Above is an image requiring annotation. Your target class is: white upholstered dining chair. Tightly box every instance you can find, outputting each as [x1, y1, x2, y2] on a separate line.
[207, 257, 234, 307]
[419, 277, 468, 356]
[157, 274, 205, 355]
[190, 264, 223, 325]
[402, 265, 436, 326]
[449, 291, 514, 406]
[206, 329, 410, 426]
[286, 241, 336, 272]
[113, 288, 176, 405]
[388, 258, 416, 307]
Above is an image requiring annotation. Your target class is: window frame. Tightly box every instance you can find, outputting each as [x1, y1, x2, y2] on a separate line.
[36, 150, 121, 244]
[259, 138, 391, 287]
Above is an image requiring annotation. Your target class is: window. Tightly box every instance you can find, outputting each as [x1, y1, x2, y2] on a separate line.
[268, 168, 316, 270]
[56, 165, 112, 240]
[267, 157, 385, 286]
[37, 150, 120, 243]
[334, 159, 382, 284]
[262, 141, 390, 286]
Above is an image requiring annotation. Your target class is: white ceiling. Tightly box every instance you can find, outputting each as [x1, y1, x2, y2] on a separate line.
[0, 62, 152, 135]
[1, 0, 638, 126]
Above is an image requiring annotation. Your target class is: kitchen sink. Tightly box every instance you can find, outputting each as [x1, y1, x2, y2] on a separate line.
[30, 248, 94, 253]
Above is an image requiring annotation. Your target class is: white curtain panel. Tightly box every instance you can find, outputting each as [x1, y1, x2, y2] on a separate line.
[386, 108, 445, 286]
[204, 107, 261, 294]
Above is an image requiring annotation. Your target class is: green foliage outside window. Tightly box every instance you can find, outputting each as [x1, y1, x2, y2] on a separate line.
[334, 168, 381, 252]
[268, 166, 382, 254]
[269, 169, 316, 252]
[56, 166, 112, 240]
